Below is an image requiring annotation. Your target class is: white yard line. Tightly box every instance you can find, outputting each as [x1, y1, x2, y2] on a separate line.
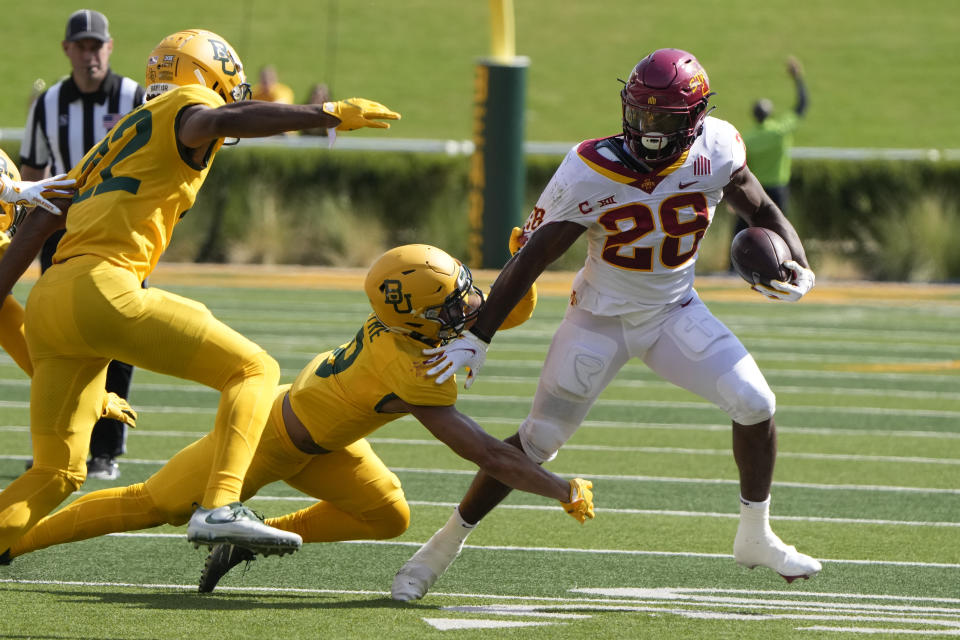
[2, 456, 958, 496]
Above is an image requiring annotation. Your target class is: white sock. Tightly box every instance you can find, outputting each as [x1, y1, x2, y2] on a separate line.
[442, 506, 476, 542]
[738, 495, 772, 537]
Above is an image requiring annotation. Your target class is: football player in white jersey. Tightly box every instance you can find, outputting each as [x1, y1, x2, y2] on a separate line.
[392, 48, 819, 601]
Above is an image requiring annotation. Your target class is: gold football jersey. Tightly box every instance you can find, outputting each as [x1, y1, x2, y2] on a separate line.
[56, 85, 225, 282]
[0, 148, 21, 233]
[289, 314, 458, 450]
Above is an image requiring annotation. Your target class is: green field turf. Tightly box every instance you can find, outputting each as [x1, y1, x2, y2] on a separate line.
[1, 270, 959, 639]
[3, 0, 958, 148]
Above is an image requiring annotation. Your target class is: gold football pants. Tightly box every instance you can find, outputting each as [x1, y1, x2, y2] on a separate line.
[10, 386, 409, 557]
[0, 293, 31, 376]
[0, 235, 32, 376]
[0, 257, 279, 552]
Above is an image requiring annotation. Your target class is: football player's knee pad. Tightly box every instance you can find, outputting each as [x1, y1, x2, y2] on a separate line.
[28, 464, 85, 494]
[518, 415, 578, 464]
[362, 497, 411, 540]
[716, 355, 776, 424]
[222, 349, 280, 391]
[244, 349, 280, 382]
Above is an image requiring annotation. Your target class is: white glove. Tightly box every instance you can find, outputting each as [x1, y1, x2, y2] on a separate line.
[0, 173, 75, 215]
[752, 260, 815, 302]
[422, 330, 489, 388]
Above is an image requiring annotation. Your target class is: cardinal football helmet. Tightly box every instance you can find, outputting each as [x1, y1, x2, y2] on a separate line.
[621, 48, 714, 163]
[145, 29, 250, 103]
[364, 244, 484, 343]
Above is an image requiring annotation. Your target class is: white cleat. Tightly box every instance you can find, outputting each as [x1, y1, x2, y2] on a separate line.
[186, 502, 302, 557]
[391, 530, 465, 601]
[734, 529, 822, 583]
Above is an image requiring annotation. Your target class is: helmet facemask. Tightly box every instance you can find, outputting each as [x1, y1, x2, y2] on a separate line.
[622, 99, 703, 162]
[424, 264, 485, 341]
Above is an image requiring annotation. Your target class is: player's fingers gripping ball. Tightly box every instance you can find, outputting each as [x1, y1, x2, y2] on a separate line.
[322, 98, 401, 131]
[561, 478, 595, 523]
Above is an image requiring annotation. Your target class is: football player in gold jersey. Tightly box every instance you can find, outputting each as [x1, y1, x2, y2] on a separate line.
[0, 149, 78, 374]
[0, 151, 133, 420]
[1, 244, 595, 594]
[0, 29, 400, 559]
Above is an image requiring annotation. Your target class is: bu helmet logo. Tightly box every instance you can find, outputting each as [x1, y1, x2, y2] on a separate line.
[382, 279, 412, 313]
[208, 39, 239, 76]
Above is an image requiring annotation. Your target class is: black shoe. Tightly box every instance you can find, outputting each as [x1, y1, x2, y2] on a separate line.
[24, 459, 32, 471]
[86, 455, 119, 480]
[0, 549, 11, 565]
[198, 544, 255, 593]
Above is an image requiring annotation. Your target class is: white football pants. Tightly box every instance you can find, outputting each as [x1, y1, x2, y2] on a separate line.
[518, 291, 776, 463]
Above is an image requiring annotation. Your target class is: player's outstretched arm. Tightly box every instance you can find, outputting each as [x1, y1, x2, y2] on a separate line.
[407, 402, 594, 522]
[424, 221, 585, 387]
[177, 98, 400, 148]
[0, 202, 67, 302]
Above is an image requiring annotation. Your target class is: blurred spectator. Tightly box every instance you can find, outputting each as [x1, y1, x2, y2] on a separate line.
[733, 56, 808, 239]
[301, 83, 331, 137]
[251, 65, 294, 104]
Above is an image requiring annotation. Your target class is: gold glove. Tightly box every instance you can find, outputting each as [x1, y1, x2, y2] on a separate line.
[561, 478, 595, 524]
[322, 98, 401, 131]
[102, 392, 137, 427]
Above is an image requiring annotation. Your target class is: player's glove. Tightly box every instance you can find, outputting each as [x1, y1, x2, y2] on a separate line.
[497, 226, 538, 331]
[508, 226, 528, 255]
[422, 329, 488, 388]
[561, 478, 595, 524]
[101, 392, 137, 428]
[752, 260, 815, 302]
[0, 173, 75, 215]
[322, 98, 401, 131]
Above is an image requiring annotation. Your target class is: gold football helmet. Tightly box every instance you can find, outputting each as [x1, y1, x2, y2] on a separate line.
[145, 29, 250, 103]
[364, 244, 484, 343]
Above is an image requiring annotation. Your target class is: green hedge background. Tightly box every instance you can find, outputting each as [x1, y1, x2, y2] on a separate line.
[123, 146, 960, 281]
[5, 136, 958, 281]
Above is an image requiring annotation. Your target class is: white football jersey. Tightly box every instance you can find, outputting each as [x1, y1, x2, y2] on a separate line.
[522, 116, 746, 317]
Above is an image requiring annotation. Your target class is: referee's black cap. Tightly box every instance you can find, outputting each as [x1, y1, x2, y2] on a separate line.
[65, 9, 111, 42]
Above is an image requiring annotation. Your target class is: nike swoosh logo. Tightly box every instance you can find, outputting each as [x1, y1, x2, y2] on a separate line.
[205, 512, 239, 524]
[678, 181, 698, 189]
[680, 297, 694, 308]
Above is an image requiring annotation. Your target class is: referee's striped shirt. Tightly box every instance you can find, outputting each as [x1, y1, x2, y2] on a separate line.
[20, 69, 144, 175]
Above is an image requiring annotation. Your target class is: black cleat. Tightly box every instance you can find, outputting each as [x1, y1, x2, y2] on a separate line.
[198, 544, 255, 593]
[86, 455, 120, 480]
[0, 549, 11, 565]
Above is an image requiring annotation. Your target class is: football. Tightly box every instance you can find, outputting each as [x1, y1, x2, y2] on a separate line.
[730, 227, 792, 286]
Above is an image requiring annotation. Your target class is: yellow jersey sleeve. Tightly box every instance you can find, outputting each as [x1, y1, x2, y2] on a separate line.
[56, 85, 225, 281]
[288, 315, 458, 450]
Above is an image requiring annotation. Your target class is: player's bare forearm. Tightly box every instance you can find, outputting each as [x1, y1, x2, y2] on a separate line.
[724, 168, 809, 268]
[473, 221, 584, 341]
[0, 203, 66, 300]
[177, 102, 336, 147]
[409, 403, 569, 501]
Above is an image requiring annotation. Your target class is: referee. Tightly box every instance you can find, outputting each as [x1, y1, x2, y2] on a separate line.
[19, 9, 144, 480]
